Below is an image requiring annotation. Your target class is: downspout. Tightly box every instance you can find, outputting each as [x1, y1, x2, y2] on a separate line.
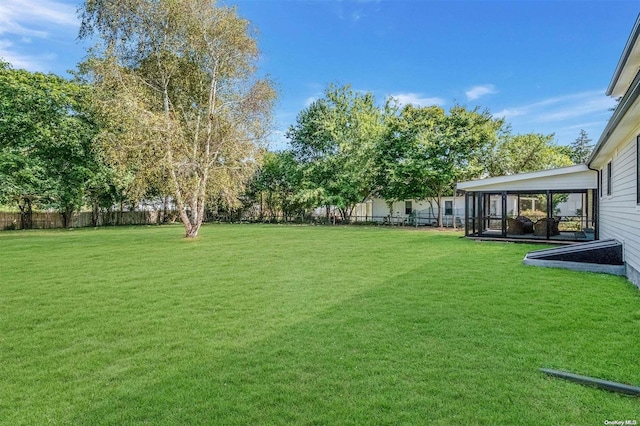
[587, 163, 600, 240]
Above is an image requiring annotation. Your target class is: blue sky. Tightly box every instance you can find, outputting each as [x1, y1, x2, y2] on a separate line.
[1, 0, 638, 150]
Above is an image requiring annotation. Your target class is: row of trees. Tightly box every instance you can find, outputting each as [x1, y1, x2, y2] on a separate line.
[0, 0, 594, 236]
[249, 85, 592, 227]
[0, 66, 593, 232]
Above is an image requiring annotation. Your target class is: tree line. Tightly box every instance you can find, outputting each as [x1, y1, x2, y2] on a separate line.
[0, 0, 593, 236]
[249, 85, 593, 227]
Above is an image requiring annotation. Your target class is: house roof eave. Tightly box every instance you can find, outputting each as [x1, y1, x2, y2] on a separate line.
[606, 13, 640, 97]
[588, 66, 640, 166]
[457, 164, 593, 191]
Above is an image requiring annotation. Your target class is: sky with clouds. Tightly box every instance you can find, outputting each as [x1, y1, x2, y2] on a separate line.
[1, 0, 638, 150]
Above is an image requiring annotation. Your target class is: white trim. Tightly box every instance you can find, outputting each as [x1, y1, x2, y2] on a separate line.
[457, 164, 596, 192]
[607, 14, 640, 97]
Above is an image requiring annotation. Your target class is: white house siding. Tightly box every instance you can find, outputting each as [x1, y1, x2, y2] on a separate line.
[596, 128, 640, 286]
[354, 197, 465, 226]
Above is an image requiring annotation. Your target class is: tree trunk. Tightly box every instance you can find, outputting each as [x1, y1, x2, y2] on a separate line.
[452, 192, 457, 230]
[185, 222, 200, 238]
[344, 204, 355, 223]
[91, 203, 99, 227]
[18, 197, 33, 230]
[119, 200, 124, 225]
[437, 194, 443, 228]
[161, 195, 169, 224]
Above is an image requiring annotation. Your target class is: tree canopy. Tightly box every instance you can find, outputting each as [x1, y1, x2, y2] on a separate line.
[375, 104, 504, 226]
[0, 61, 101, 228]
[569, 129, 593, 164]
[486, 133, 573, 176]
[79, 0, 276, 237]
[287, 84, 393, 221]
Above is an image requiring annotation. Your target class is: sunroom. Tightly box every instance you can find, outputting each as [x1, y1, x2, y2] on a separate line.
[457, 165, 598, 242]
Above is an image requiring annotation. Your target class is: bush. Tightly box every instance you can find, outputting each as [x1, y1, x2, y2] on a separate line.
[518, 209, 546, 221]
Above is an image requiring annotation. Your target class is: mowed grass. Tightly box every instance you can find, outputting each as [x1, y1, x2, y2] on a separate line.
[1, 224, 639, 425]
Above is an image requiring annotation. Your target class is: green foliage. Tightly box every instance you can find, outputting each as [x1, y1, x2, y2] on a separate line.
[374, 105, 446, 204]
[569, 129, 593, 164]
[487, 133, 573, 176]
[249, 150, 310, 220]
[375, 103, 504, 225]
[80, 0, 276, 237]
[0, 61, 102, 227]
[1, 225, 638, 424]
[287, 84, 393, 220]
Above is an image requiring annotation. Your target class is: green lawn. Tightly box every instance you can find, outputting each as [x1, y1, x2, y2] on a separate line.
[1, 224, 639, 425]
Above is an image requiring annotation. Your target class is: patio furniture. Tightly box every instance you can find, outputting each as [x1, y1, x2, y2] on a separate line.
[507, 217, 524, 235]
[516, 216, 534, 234]
[534, 217, 560, 236]
[507, 216, 534, 235]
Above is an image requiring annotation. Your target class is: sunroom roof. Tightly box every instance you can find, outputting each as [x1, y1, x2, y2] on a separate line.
[457, 164, 597, 192]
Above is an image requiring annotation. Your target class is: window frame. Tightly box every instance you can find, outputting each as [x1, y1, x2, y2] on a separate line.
[445, 200, 453, 216]
[607, 161, 612, 196]
[405, 200, 412, 215]
[599, 169, 603, 198]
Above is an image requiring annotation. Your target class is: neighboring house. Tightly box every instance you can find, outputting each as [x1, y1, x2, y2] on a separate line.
[458, 14, 640, 287]
[587, 14, 640, 286]
[352, 197, 465, 226]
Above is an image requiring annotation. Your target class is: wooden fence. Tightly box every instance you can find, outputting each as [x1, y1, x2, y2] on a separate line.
[0, 211, 177, 230]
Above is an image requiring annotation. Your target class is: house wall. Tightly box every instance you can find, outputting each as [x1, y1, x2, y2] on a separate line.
[354, 197, 465, 226]
[594, 117, 640, 287]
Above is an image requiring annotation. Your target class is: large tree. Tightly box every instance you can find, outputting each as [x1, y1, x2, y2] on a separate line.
[287, 84, 392, 221]
[487, 133, 573, 176]
[375, 104, 503, 226]
[80, 0, 276, 237]
[0, 61, 100, 228]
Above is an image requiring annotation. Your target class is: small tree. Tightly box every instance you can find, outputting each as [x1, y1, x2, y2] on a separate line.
[569, 129, 593, 164]
[250, 151, 307, 221]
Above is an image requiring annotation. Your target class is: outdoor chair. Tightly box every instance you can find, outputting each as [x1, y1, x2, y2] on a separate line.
[516, 216, 534, 234]
[507, 217, 524, 235]
[533, 217, 560, 237]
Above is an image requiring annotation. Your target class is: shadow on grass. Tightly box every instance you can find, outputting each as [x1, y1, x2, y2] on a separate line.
[72, 261, 640, 425]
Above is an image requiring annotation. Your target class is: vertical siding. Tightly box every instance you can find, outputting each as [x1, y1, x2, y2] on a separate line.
[598, 134, 640, 275]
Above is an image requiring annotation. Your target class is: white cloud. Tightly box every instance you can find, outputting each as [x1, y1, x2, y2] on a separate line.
[331, 0, 380, 23]
[493, 89, 617, 144]
[466, 84, 497, 101]
[304, 95, 320, 107]
[493, 107, 526, 119]
[537, 96, 615, 122]
[495, 90, 616, 122]
[0, 0, 78, 37]
[0, 40, 56, 71]
[391, 92, 445, 107]
[0, 0, 79, 71]
[0, 40, 48, 70]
